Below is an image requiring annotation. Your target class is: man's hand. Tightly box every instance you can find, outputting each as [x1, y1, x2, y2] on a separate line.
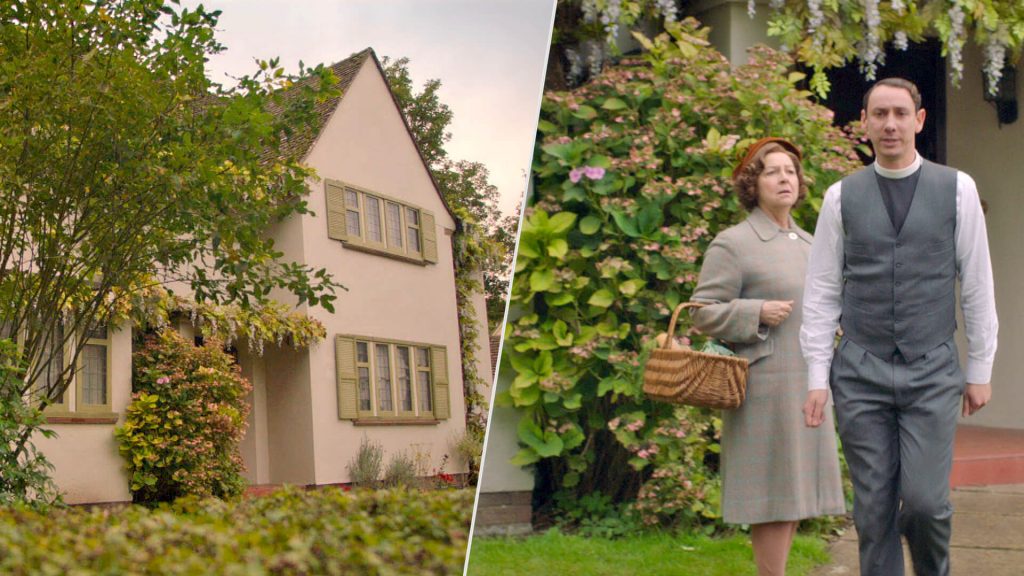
[803, 389, 829, 428]
[760, 300, 794, 327]
[962, 383, 991, 417]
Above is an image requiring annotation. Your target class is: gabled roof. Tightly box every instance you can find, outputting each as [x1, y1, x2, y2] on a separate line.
[266, 48, 457, 224]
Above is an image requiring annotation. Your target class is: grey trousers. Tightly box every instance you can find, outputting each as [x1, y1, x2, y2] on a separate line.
[830, 337, 964, 576]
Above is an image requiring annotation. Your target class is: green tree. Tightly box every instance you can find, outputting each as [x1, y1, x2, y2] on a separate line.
[0, 0, 341, 502]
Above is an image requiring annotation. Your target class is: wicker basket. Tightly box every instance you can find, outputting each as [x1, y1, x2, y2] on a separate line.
[642, 302, 749, 409]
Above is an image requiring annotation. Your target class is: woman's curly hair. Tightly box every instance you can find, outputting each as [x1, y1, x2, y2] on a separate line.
[733, 142, 808, 211]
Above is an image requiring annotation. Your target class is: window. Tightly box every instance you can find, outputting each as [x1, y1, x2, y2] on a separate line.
[9, 320, 115, 419]
[324, 179, 438, 264]
[335, 335, 450, 422]
[76, 323, 111, 413]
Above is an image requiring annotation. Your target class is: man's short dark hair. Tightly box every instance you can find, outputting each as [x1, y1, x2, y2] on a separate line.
[863, 78, 923, 111]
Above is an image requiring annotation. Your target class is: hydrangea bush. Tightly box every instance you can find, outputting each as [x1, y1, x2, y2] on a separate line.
[504, 18, 861, 529]
[116, 330, 252, 503]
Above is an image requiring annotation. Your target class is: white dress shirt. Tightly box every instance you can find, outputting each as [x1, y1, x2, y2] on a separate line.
[800, 152, 998, 390]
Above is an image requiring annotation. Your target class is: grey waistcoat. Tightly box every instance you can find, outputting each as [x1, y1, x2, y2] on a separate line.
[839, 160, 958, 362]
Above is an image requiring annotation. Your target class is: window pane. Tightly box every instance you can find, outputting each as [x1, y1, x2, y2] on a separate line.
[358, 367, 371, 411]
[356, 342, 368, 363]
[344, 189, 359, 209]
[375, 344, 392, 412]
[81, 343, 107, 405]
[406, 207, 419, 226]
[408, 227, 420, 252]
[365, 196, 383, 243]
[417, 348, 432, 412]
[41, 324, 64, 403]
[386, 202, 403, 249]
[346, 210, 361, 238]
[396, 347, 412, 411]
[417, 369, 432, 413]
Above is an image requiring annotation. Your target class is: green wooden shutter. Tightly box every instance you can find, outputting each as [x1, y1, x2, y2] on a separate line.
[325, 181, 349, 241]
[421, 210, 438, 264]
[430, 345, 450, 420]
[336, 336, 358, 419]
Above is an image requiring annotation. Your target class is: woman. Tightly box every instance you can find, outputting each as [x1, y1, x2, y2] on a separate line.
[690, 138, 845, 576]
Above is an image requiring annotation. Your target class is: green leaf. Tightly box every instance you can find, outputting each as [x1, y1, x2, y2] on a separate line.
[563, 391, 583, 410]
[529, 269, 555, 292]
[547, 239, 569, 259]
[572, 105, 597, 120]
[545, 292, 575, 307]
[552, 320, 573, 346]
[579, 215, 601, 235]
[541, 142, 574, 161]
[548, 212, 577, 234]
[510, 448, 541, 466]
[619, 279, 645, 296]
[601, 97, 627, 111]
[517, 418, 564, 458]
[537, 119, 558, 133]
[587, 289, 615, 308]
[609, 211, 640, 237]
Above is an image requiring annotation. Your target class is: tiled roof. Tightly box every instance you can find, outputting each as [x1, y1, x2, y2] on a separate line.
[261, 48, 373, 164]
[262, 47, 457, 224]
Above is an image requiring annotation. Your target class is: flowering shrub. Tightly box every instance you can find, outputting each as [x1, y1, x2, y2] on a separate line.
[505, 18, 861, 528]
[610, 406, 721, 528]
[756, 0, 1024, 96]
[0, 486, 472, 575]
[116, 330, 252, 503]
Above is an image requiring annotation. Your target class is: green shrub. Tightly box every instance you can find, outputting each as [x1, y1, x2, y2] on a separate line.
[508, 17, 862, 530]
[383, 451, 419, 489]
[450, 428, 483, 486]
[347, 434, 384, 488]
[0, 338, 61, 507]
[115, 329, 251, 503]
[0, 486, 473, 575]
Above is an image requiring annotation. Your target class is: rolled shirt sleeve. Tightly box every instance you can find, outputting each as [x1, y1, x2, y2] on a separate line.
[955, 172, 998, 384]
[800, 182, 844, 391]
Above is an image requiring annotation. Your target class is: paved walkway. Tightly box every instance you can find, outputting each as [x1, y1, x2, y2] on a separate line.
[811, 483, 1024, 575]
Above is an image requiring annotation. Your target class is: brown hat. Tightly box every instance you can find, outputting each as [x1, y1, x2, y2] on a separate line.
[734, 137, 802, 181]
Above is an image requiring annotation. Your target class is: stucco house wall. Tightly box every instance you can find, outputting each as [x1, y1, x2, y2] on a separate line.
[34, 324, 133, 504]
[300, 54, 469, 483]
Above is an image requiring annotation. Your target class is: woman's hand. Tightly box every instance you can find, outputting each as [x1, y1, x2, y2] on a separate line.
[759, 300, 794, 327]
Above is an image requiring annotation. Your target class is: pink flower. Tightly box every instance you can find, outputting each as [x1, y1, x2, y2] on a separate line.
[637, 449, 650, 459]
[156, 377, 170, 385]
[569, 168, 584, 183]
[583, 166, 606, 180]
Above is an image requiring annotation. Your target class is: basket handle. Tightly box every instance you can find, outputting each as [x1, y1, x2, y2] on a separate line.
[662, 301, 706, 349]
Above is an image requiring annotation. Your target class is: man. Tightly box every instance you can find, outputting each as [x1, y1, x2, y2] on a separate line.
[800, 77, 998, 576]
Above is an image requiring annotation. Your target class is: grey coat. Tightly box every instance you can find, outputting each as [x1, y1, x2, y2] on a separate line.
[691, 207, 845, 524]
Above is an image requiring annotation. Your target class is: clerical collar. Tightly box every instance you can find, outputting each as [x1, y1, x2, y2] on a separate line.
[873, 152, 922, 180]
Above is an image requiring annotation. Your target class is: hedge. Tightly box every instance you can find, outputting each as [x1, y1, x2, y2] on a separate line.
[0, 486, 472, 575]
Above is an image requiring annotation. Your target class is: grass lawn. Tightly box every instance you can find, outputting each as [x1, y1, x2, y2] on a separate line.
[466, 529, 831, 576]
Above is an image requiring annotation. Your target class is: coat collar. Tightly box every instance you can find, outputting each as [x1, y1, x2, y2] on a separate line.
[745, 206, 812, 244]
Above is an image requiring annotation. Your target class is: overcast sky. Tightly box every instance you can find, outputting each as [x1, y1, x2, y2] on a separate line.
[182, 0, 555, 217]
